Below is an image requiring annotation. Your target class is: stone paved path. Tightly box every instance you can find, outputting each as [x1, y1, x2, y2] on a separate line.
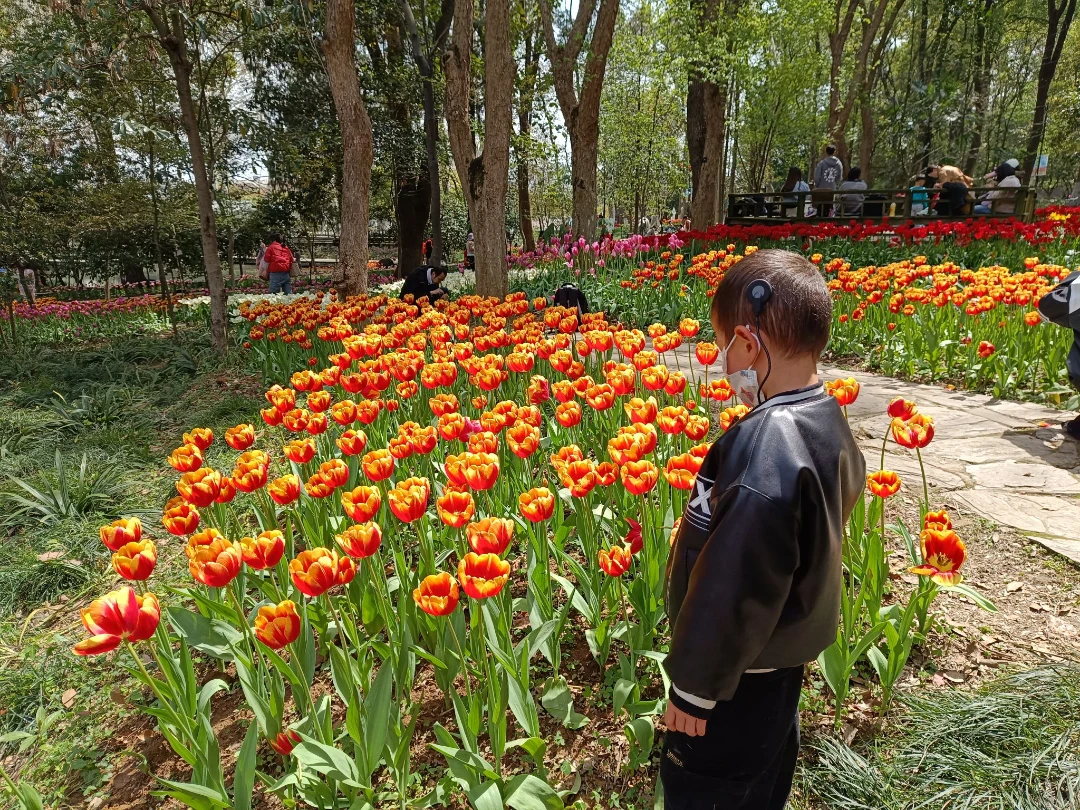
[666, 349, 1080, 565]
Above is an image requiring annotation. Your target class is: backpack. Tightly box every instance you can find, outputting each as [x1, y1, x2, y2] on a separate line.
[265, 243, 292, 274]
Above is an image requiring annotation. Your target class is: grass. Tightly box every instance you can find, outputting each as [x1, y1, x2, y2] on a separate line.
[0, 319, 266, 808]
[800, 664, 1080, 809]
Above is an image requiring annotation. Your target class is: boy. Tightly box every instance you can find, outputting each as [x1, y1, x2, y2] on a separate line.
[662, 250, 866, 809]
[910, 175, 930, 215]
[1038, 270, 1080, 440]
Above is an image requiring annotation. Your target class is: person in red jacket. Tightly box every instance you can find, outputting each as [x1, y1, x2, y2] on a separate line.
[259, 234, 295, 294]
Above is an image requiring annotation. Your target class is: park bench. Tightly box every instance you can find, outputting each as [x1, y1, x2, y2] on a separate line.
[726, 186, 1038, 225]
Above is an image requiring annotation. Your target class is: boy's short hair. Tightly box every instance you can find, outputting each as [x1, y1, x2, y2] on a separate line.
[710, 249, 832, 358]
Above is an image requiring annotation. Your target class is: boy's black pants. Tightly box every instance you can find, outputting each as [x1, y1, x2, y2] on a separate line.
[660, 666, 803, 810]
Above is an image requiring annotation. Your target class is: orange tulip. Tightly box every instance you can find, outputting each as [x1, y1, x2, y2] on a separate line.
[282, 408, 311, 433]
[430, 393, 460, 416]
[507, 423, 540, 458]
[684, 414, 710, 441]
[254, 600, 301, 648]
[463, 452, 500, 491]
[176, 468, 223, 508]
[330, 399, 358, 426]
[73, 587, 160, 656]
[362, 449, 395, 482]
[307, 390, 332, 413]
[457, 552, 510, 599]
[910, 528, 966, 586]
[413, 572, 460, 616]
[232, 451, 269, 493]
[679, 318, 700, 338]
[225, 423, 255, 451]
[695, 342, 719, 366]
[304, 473, 335, 499]
[467, 430, 498, 454]
[552, 380, 576, 404]
[867, 469, 902, 498]
[924, 509, 952, 530]
[664, 454, 699, 490]
[466, 517, 514, 555]
[658, 406, 689, 435]
[438, 412, 467, 441]
[825, 378, 860, 407]
[290, 547, 356, 597]
[284, 438, 316, 465]
[641, 365, 670, 392]
[559, 459, 598, 497]
[519, 487, 554, 522]
[527, 375, 551, 404]
[265, 385, 296, 413]
[168, 443, 203, 473]
[187, 530, 242, 587]
[887, 397, 918, 420]
[342, 485, 382, 522]
[183, 427, 214, 451]
[318, 458, 349, 489]
[598, 545, 632, 577]
[409, 425, 438, 455]
[100, 517, 143, 552]
[261, 406, 284, 427]
[584, 383, 616, 411]
[388, 477, 430, 523]
[112, 539, 157, 581]
[437, 489, 476, 528]
[161, 498, 199, 536]
[624, 396, 658, 424]
[621, 459, 659, 494]
[595, 461, 618, 487]
[891, 413, 934, 449]
[268, 474, 301, 505]
[241, 530, 285, 569]
[356, 399, 382, 425]
[664, 371, 688, 397]
[337, 428, 368, 456]
[336, 522, 383, 559]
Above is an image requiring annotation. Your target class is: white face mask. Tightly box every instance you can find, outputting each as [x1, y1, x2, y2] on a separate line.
[719, 327, 761, 407]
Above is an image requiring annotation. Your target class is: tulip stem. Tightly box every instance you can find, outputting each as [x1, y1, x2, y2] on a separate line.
[228, 585, 267, 679]
[126, 641, 193, 744]
[915, 446, 929, 511]
[446, 615, 473, 700]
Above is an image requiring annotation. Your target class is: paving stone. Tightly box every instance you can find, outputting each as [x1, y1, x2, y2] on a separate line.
[966, 460, 1080, 494]
[949, 491, 1080, 560]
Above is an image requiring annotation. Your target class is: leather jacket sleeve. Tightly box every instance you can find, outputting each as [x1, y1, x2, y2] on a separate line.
[665, 485, 800, 718]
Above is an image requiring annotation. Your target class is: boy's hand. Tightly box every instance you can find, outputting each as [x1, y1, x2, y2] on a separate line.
[663, 702, 707, 737]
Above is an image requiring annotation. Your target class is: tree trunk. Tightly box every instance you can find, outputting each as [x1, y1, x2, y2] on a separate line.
[858, 88, 874, 179]
[539, 0, 619, 242]
[143, 2, 227, 352]
[147, 124, 178, 338]
[964, 0, 994, 175]
[324, 0, 375, 298]
[516, 13, 540, 252]
[397, 173, 432, 272]
[915, 0, 932, 168]
[690, 80, 725, 227]
[1022, 0, 1077, 181]
[444, 0, 513, 298]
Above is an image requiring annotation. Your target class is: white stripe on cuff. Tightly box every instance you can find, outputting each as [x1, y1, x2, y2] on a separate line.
[671, 683, 717, 710]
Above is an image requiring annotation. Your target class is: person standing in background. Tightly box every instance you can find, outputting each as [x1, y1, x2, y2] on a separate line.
[812, 145, 844, 216]
[260, 233, 295, 295]
[465, 233, 475, 270]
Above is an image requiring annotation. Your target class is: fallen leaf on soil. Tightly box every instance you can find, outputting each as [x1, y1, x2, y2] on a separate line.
[942, 670, 967, 684]
[110, 687, 127, 706]
[1006, 581, 1024, 593]
[932, 674, 946, 686]
[61, 689, 77, 708]
[36, 551, 64, 562]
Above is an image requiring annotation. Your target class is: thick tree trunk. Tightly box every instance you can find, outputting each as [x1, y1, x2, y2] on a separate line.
[445, 0, 513, 298]
[396, 173, 432, 273]
[964, 0, 994, 175]
[324, 0, 374, 298]
[1022, 0, 1076, 181]
[422, 80, 444, 264]
[690, 81, 725, 227]
[145, 4, 227, 352]
[539, 0, 619, 242]
[516, 16, 540, 252]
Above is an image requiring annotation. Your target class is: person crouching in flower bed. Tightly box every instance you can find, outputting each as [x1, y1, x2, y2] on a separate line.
[662, 249, 866, 810]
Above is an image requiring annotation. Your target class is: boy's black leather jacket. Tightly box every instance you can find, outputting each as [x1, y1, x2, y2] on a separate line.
[1038, 270, 1080, 388]
[664, 383, 865, 718]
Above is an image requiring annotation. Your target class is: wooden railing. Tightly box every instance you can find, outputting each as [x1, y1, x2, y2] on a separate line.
[725, 186, 1038, 225]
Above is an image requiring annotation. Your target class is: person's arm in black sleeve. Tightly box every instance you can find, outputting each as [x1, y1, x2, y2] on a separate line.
[664, 486, 799, 719]
[1038, 271, 1078, 329]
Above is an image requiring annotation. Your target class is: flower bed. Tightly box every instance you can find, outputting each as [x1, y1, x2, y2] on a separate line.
[76, 292, 992, 809]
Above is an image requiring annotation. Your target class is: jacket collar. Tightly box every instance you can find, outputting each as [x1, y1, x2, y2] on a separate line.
[754, 382, 827, 412]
